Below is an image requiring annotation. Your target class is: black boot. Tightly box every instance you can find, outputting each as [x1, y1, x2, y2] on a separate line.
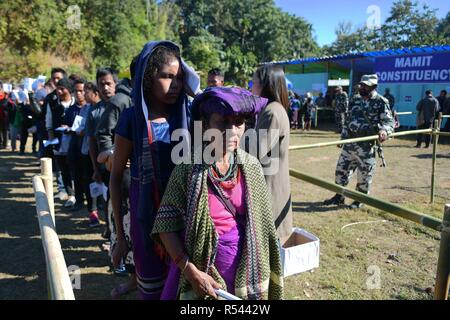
[323, 194, 345, 205]
[349, 201, 364, 209]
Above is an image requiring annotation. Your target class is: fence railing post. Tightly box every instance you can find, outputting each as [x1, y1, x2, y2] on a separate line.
[434, 204, 450, 300]
[314, 108, 319, 129]
[430, 120, 439, 204]
[32, 175, 75, 300]
[40, 158, 55, 226]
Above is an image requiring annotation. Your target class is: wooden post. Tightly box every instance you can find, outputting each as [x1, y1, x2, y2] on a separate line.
[434, 204, 450, 300]
[40, 158, 55, 226]
[430, 120, 439, 204]
[33, 176, 75, 300]
[315, 108, 319, 129]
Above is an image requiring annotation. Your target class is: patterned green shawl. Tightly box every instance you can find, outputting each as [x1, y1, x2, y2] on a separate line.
[152, 148, 283, 300]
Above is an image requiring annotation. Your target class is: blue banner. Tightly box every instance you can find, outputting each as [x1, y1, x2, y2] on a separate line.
[375, 53, 450, 83]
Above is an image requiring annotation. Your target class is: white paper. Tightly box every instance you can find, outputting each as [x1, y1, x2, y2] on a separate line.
[43, 138, 59, 148]
[78, 116, 87, 134]
[90, 182, 103, 198]
[23, 78, 35, 91]
[32, 77, 46, 91]
[2, 84, 12, 92]
[18, 90, 28, 103]
[214, 289, 241, 301]
[90, 182, 108, 201]
[71, 115, 84, 133]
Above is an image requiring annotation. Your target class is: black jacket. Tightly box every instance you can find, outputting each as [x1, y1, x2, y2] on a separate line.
[19, 103, 34, 129]
[96, 79, 132, 152]
[0, 96, 14, 123]
[417, 95, 440, 124]
[41, 90, 57, 121]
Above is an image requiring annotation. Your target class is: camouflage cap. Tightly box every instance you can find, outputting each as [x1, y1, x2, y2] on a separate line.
[360, 74, 378, 86]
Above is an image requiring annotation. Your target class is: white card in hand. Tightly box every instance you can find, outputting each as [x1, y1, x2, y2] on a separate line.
[71, 115, 83, 132]
[89, 182, 103, 198]
[43, 138, 59, 148]
[214, 289, 241, 300]
[90, 182, 108, 201]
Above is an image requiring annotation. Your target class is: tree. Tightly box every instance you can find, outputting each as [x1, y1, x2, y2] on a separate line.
[381, 0, 443, 48]
[437, 12, 450, 40]
[323, 23, 382, 55]
[226, 45, 258, 86]
[324, 0, 448, 56]
[0, 0, 320, 83]
[173, 0, 319, 83]
[184, 29, 227, 87]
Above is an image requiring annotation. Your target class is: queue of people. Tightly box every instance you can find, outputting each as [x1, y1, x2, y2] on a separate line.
[0, 40, 301, 300]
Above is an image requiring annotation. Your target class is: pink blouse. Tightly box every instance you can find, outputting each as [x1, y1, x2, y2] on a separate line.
[207, 175, 246, 236]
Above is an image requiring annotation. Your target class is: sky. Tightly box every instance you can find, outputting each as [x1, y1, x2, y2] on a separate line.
[274, 0, 450, 47]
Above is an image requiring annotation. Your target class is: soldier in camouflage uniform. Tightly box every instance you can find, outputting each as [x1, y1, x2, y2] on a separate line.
[334, 86, 349, 133]
[350, 84, 361, 102]
[324, 74, 395, 209]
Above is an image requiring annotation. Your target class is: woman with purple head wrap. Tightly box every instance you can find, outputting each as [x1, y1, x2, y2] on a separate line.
[152, 86, 283, 300]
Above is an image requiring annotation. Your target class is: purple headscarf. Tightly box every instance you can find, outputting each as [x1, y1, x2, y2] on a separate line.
[191, 86, 268, 119]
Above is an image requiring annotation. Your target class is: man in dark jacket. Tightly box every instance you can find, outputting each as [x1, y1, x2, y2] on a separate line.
[96, 57, 136, 156]
[42, 68, 67, 199]
[436, 90, 447, 114]
[41, 68, 67, 155]
[416, 90, 440, 148]
[19, 99, 34, 154]
[96, 78, 132, 154]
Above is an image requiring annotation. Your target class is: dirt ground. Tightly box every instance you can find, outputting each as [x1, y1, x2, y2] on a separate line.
[0, 142, 138, 300]
[1, 126, 449, 300]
